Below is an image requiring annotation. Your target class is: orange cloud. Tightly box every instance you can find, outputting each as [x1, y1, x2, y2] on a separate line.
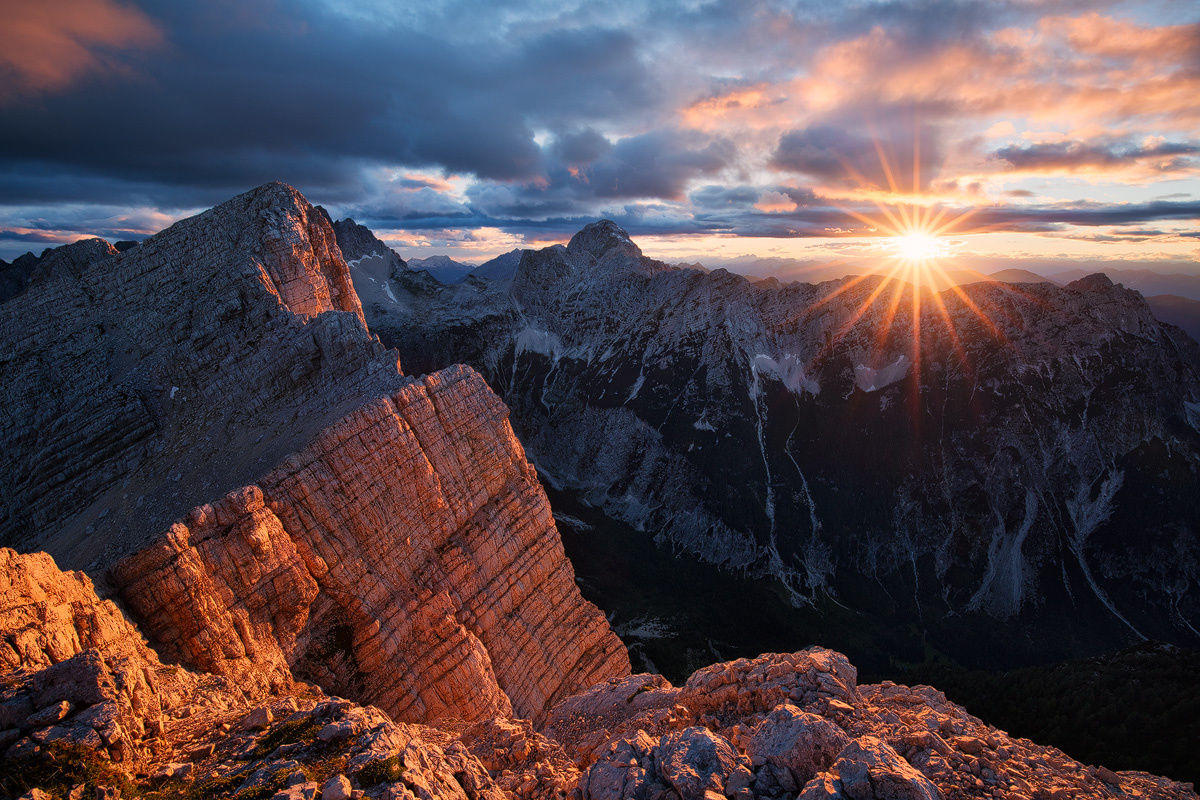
[1042, 12, 1200, 63]
[0, 0, 163, 102]
[681, 84, 779, 131]
[680, 13, 1200, 146]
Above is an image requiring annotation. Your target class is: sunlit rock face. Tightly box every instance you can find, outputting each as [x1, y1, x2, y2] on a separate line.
[353, 218, 1200, 666]
[0, 183, 628, 725]
[5, 547, 1193, 800]
[546, 648, 1198, 800]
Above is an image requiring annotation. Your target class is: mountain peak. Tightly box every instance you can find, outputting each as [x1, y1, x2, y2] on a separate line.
[1068, 272, 1116, 292]
[243, 179, 305, 206]
[330, 215, 404, 269]
[567, 219, 641, 260]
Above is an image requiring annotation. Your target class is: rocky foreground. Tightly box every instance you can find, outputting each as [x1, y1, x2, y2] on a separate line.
[0, 183, 1195, 798]
[1, 546, 1194, 800]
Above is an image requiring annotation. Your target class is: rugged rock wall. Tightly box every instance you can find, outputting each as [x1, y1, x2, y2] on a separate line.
[112, 366, 628, 723]
[0, 547, 582, 800]
[356, 219, 1200, 666]
[0, 183, 628, 726]
[4, 547, 1193, 800]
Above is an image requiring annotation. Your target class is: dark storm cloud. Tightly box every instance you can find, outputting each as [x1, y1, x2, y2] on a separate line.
[689, 185, 762, 209]
[549, 129, 613, 168]
[994, 139, 1200, 172]
[453, 128, 736, 220]
[585, 131, 735, 199]
[979, 200, 1200, 228]
[770, 123, 944, 190]
[0, 1, 662, 206]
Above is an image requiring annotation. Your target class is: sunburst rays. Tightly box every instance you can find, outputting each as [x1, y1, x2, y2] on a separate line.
[789, 132, 1049, 402]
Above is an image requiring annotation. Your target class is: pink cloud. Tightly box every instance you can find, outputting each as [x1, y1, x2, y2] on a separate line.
[0, 0, 163, 102]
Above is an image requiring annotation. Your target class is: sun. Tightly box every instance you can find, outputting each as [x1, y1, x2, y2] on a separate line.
[890, 231, 949, 264]
[799, 133, 1014, 384]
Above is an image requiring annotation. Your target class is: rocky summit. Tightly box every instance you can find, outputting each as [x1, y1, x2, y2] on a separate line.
[0, 182, 627, 727]
[0, 184, 1195, 799]
[353, 218, 1200, 667]
[0, 546, 1194, 800]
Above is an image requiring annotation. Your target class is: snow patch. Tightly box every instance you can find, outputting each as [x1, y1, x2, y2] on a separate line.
[854, 354, 909, 392]
[552, 513, 593, 531]
[1186, 400, 1200, 431]
[515, 325, 562, 361]
[751, 353, 819, 396]
[1065, 469, 1145, 639]
[626, 368, 646, 403]
[968, 489, 1037, 617]
[618, 615, 673, 639]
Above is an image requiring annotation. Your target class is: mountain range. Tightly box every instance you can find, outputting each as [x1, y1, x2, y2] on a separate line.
[0, 184, 1196, 798]
[336, 217, 1200, 673]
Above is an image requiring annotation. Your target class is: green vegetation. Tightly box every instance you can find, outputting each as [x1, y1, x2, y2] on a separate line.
[245, 716, 323, 761]
[357, 754, 404, 787]
[0, 742, 136, 800]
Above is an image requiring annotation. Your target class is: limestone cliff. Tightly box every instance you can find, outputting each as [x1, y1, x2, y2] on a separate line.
[0, 547, 580, 800]
[111, 366, 626, 722]
[0, 183, 628, 725]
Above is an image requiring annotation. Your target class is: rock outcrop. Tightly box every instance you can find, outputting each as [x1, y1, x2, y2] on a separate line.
[547, 650, 1196, 800]
[0, 548, 190, 767]
[0, 548, 584, 800]
[0, 183, 628, 727]
[3, 547, 1192, 800]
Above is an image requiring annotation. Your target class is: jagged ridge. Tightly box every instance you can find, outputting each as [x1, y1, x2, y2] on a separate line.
[0, 183, 628, 727]
[354, 218, 1200, 666]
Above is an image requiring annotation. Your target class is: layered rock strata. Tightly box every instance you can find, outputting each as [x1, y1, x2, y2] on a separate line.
[111, 365, 627, 722]
[0, 183, 628, 725]
[2, 547, 1193, 800]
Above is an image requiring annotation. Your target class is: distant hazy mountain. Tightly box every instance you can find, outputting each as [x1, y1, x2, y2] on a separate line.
[986, 268, 1057, 284]
[408, 254, 474, 284]
[470, 248, 525, 284]
[693, 259, 1056, 290]
[1147, 294, 1200, 342]
[1054, 268, 1200, 302]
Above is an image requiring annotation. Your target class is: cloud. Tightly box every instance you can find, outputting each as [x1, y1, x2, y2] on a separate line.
[0, 1, 665, 204]
[0, 0, 1197, 260]
[771, 123, 944, 191]
[0, 0, 163, 102]
[993, 138, 1200, 174]
[583, 130, 735, 199]
[451, 128, 736, 222]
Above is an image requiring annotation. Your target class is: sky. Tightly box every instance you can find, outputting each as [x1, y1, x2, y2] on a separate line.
[0, 0, 1197, 277]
